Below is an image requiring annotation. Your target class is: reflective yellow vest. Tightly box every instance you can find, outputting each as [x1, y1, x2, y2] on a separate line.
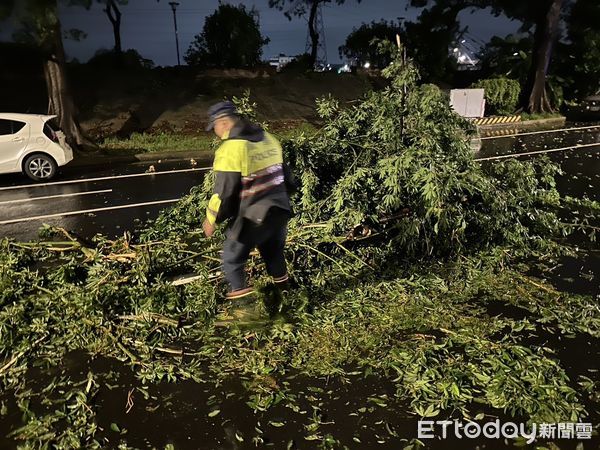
[206, 122, 291, 238]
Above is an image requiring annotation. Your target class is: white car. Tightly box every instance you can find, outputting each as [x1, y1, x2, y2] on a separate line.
[0, 113, 74, 181]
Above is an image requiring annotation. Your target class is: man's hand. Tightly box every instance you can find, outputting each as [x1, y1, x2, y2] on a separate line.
[203, 219, 216, 237]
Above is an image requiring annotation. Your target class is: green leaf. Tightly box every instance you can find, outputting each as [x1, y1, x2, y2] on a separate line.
[304, 434, 320, 441]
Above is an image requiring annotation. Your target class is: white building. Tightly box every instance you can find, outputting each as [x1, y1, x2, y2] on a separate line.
[268, 54, 297, 72]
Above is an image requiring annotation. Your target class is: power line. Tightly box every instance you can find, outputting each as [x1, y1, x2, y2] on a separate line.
[59, 8, 214, 15]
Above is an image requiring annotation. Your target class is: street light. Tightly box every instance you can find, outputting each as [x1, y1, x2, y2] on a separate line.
[169, 1, 181, 66]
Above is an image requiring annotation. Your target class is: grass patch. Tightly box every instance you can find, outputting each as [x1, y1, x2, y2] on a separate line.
[520, 112, 564, 121]
[100, 132, 216, 155]
[99, 123, 318, 156]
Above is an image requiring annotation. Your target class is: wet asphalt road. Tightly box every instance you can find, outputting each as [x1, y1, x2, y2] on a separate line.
[477, 122, 600, 159]
[477, 122, 600, 200]
[0, 159, 210, 241]
[0, 122, 598, 242]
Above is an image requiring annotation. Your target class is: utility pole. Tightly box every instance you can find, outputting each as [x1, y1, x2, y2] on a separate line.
[168, 1, 181, 66]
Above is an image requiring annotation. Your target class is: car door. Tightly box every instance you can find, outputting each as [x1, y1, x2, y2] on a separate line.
[0, 119, 29, 173]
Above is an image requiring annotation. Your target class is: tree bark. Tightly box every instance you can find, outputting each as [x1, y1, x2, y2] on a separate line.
[105, 0, 122, 54]
[522, 0, 563, 113]
[307, 0, 320, 68]
[44, 16, 91, 150]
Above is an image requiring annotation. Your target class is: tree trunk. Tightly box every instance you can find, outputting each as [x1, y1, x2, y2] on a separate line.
[522, 0, 564, 113]
[44, 17, 91, 150]
[105, 0, 122, 54]
[307, 0, 319, 68]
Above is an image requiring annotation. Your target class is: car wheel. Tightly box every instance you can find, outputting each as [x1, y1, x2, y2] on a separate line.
[24, 154, 57, 181]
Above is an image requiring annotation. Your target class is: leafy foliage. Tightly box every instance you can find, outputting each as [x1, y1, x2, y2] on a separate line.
[0, 0, 15, 21]
[401, 4, 462, 82]
[562, 0, 600, 99]
[409, 0, 568, 113]
[479, 0, 599, 103]
[479, 34, 532, 82]
[279, 53, 313, 73]
[11, 0, 92, 51]
[0, 44, 599, 448]
[88, 48, 154, 68]
[472, 77, 521, 115]
[185, 3, 269, 68]
[339, 20, 400, 68]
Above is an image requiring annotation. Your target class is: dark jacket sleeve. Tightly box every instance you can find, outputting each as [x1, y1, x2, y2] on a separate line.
[283, 163, 299, 194]
[212, 171, 241, 224]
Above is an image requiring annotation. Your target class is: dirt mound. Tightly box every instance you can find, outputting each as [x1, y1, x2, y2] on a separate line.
[2, 59, 379, 139]
[74, 67, 376, 138]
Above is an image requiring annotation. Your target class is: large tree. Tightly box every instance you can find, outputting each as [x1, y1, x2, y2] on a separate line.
[8, 0, 93, 148]
[98, 0, 127, 55]
[521, 0, 565, 113]
[185, 3, 269, 68]
[339, 20, 401, 68]
[410, 0, 569, 113]
[564, 0, 600, 99]
[402, 3, 467, 82]
[0, 1, 13, 21]
[269, 0, 361, 69]
[479, 34, 532, 82]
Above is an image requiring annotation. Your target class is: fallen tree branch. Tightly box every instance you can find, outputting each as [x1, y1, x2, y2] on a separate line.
[117, 313, 180, 327]
[0, 336, 47, 375]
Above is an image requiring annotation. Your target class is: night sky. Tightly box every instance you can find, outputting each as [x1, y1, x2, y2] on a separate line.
[0, 0, 520, 66]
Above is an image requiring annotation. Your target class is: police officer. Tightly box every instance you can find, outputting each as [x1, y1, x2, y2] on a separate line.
[203, 101, 293, 299]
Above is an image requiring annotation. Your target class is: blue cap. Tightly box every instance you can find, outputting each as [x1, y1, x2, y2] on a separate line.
[206, 101, 238, 131]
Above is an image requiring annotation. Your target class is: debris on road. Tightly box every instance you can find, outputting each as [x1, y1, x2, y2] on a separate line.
[1, 45, 599, 449]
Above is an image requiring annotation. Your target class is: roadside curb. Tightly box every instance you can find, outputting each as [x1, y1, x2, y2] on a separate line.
[517, 116, 567, 130]
[70, 150, 212, 169]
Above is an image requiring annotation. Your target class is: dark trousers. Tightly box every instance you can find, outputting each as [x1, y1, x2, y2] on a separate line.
[222, 209, 289, 291]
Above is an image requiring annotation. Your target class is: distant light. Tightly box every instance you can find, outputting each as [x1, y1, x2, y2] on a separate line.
[513, 52, 519, 56]
[461, 39, 466, 43]
[453, 48, 459, 53]
[364, 62, 371, 69]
